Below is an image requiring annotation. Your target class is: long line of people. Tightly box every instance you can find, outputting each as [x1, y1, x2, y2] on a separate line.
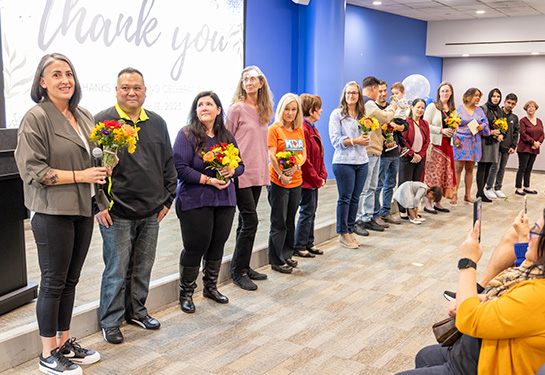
[14, 54, 544, 375]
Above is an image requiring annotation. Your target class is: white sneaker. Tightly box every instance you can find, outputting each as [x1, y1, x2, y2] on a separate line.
[494, 190, 506, 198]
[484, 189, 497, 199]
[409, 218, 421, 225]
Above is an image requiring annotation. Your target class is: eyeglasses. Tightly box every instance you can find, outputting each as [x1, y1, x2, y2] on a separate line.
[346, 91, 359, 96]
[529, 222, 543, 241]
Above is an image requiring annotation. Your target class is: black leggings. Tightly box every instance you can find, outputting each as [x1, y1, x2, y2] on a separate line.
[231, 183, 262, 275]
[476, 162, 492, 197]
[516, 152, 537, 188]
[31, 213, 93, 337]
[177, 200, 235, 267]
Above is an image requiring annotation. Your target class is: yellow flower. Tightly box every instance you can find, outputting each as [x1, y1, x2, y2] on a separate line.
[229, 160, 239, 169]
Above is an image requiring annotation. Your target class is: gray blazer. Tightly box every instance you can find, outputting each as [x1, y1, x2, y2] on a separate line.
[15, 99, 109, 216]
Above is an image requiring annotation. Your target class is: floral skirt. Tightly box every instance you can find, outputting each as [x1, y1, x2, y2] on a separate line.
[423, 137, 457, 199]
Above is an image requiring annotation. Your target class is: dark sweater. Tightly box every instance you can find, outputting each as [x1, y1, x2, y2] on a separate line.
[499, 108, 520, 152]
[94, 106, 177, 219]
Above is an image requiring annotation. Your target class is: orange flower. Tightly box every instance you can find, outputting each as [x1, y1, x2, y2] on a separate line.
[203, 151, 214, 163]
[363, 119, 372, 127]
[381, 124, 388, 130]
[122, 124, 136, 137]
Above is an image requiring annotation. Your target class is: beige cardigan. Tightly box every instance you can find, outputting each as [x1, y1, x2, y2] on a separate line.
[423, 103, 454, 146]
[15, 99, 109, 216]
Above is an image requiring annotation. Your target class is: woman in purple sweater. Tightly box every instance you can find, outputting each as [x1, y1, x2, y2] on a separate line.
[515, 100, 543, 195]
[173, 91, 244, 314]
[226, 66, 274, 291]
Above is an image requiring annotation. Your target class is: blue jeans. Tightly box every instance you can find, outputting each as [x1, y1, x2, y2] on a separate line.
[99, 213, 159, 328]
[332, 163, 368, 234]
[294, 188, 318, 250]
[357, 154, 380, 223]
[375, 156, 399, 217]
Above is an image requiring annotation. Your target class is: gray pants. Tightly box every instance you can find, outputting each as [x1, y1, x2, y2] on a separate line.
[486, 150, 510, 191]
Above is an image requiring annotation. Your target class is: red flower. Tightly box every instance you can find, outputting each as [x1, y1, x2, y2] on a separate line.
[288, 156, 297, 164]
[221, 143, 228, 148]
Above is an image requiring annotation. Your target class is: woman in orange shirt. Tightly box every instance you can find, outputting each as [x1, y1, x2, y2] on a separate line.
[267, 93, 307, 274]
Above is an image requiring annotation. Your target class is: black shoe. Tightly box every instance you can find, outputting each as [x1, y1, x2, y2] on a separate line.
[102, 327, 123, 344]
[40, 347, 82, 375]
[478, 194, 492, 203]
[285, 258, 298, 268]
[60, 338, 100, 365]
[515, 190, 526, 196]
[232, 273, 258, 291]
[293, 249, 316, 258]
[248, 267, 268, 280]
[202, 260, 229, 304]
[424, 207, 438, 214]
[400, 214, 409, 220]
[443, 290, 456, 301]
[524, 188, 538, 194]
[127, 314, 160, 330]
[307, 247, 323, 255]
[363, 218, 385, 232]
[354, 222, 370, 236]
[434, 205, 450, 213]
[271, 264, 293, 273]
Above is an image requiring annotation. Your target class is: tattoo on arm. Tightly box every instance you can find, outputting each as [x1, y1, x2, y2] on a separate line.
[42, 169, 59, 185]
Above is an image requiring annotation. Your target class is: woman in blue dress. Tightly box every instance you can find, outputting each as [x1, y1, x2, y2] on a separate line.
[452, 88, 490, 205]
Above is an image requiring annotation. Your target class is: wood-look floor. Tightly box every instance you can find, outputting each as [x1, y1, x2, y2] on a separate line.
[2, 170, 544, 374]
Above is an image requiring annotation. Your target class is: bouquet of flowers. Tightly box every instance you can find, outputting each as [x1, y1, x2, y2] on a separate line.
[492, 118, 508, 140]
[202, 143, 241, 181]
[89, 120, 139, 168]
[358, 115, 380, 135]
[276, 151, 302, 174]
[381, 122, 398, 144]
[445, 110, 461, 132]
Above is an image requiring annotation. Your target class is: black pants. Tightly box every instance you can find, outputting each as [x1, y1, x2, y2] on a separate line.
[31, 213, 94, 337]
[476, 162, 492, 197]
[397, 156, 424, 214]
[267, 183, 301, 265]
[230, 183, 262, 275]
[516, 152, 537, 188]
[177, 200, 235, 267]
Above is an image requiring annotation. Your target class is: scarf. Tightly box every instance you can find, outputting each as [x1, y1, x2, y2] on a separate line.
[485, 260, 545, 301]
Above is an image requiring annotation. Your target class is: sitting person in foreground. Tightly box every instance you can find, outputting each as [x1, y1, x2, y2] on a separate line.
[392, 181, 442, 224]
[397, 210, 545, 375]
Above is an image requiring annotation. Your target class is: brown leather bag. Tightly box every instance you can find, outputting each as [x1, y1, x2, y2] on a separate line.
[432, 316, 462, 347]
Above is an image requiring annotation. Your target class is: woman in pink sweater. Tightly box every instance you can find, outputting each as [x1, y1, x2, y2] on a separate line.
[226, 66, 274, 291]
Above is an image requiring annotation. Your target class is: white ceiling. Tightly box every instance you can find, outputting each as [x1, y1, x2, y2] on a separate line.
[347, 0, 545, 21]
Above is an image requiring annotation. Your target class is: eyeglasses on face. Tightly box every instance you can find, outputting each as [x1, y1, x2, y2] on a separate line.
[529, 222, 543, 241]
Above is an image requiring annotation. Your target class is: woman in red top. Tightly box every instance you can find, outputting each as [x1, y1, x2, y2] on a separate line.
[294, 94, 328, 258]
[515, 100, 544, 195]
[398, 98, 430, 219]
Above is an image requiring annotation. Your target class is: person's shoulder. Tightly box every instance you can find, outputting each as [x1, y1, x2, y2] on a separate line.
[94, 106, 117, 121]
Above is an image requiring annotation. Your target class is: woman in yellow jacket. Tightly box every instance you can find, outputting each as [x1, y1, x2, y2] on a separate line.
[397, 210, 545, 375]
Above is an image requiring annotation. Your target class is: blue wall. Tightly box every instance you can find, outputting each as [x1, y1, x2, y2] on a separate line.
[344, 5, 443, 97]
[245, 0, 443, 176]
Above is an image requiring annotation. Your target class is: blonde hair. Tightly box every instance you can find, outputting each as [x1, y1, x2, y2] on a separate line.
[232, 65, 274, 125]
[524, 100, 539, 111]
[275, 93, 303, 130]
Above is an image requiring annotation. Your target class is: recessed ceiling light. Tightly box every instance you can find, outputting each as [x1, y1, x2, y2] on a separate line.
[531, 52, 539, 55]
[462, 54, 470, 57]
[476, 10, 485, 14]
[373, 1, 382, 5]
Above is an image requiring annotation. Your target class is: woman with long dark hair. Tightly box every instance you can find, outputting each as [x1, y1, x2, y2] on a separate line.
[173, 91, 244, 313]
[478, 88, 504, 202]
[227, 66, 273, 290]
[15, 53, 109, 374]
[398, 98, 430, 219]
[423, 82, 457, 211]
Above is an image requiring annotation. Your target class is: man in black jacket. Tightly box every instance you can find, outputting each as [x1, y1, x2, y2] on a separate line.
[95, 68, 177, 344]
[486, 93, 519, 198]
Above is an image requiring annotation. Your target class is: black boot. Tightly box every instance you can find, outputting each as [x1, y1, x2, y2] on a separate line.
[202, 260, 229, 304]
[179, 265, 199, 313]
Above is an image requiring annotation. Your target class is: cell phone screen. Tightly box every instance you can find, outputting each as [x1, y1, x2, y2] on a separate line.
[473, 197, 482, 242]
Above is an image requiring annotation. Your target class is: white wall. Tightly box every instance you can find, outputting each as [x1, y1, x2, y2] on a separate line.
[427, 15, 545, 57]
[442, 55, 545, 172]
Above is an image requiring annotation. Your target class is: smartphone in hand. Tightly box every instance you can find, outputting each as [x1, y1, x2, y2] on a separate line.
[524, 195, 528, 214]
[473, 197, 482, 242]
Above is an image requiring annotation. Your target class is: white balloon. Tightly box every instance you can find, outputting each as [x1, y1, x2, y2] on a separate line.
[402, 74, 431, 101]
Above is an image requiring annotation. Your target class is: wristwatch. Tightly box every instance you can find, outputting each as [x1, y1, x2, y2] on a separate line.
[458, 258, 477, 270]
